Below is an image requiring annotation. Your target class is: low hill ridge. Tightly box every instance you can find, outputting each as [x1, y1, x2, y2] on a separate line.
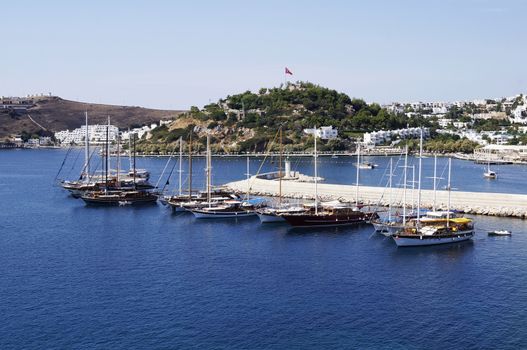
[0, 96, 185, 138]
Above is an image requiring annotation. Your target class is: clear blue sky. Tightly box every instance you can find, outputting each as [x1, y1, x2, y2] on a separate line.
[3, 0, 527, 109]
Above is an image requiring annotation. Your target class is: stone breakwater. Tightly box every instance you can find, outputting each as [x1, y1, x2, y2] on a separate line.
[226, 177, 527, 219]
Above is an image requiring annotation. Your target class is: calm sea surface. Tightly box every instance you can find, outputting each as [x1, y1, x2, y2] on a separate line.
[1, 149, 527, 349]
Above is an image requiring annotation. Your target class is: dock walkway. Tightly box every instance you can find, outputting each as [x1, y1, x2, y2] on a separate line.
[226, 177, 527, 218]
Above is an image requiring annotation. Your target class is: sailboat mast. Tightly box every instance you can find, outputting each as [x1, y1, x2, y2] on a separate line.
[411, 165, 415, 213]
[105, 120, 109, 192]
[116, 134, 120, 185]
[388, 158, 393, 222]
[178, 137, 183, 196]
[433, 155, 437, 211]
[107, 117, 111, 179]
[133, 133, 137, 189]
[356, 143, 360, 208]
[206, 134, 211, 208]
[314, 128, 318, 215]
[447, 158, 452, 228]
[416, 128, 423, 223]
[188, 133, 193, 200]
[128, 127, 132, 172]
[279, 127, 283, 207]
[402, 146, 408, 226]
[84, 111, 90, 180]
[246, 156, 250, 201]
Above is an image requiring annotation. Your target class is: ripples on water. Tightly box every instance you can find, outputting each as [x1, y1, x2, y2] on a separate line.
[0, 150, 526, 349]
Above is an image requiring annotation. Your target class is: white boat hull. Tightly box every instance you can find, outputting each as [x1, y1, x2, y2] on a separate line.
[393, 231, 474, 247]
[257, 212, 286, 223]
[191, 210, 256, 219]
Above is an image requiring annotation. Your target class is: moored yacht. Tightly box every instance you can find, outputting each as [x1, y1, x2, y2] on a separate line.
[256, 205, 306, 223]
[357, 161, 376, 169]
[392, 217, 474, 246]
[81, 189, 158, 205]
[188, 134, 261, 219]
[81, 121, 158, 206]
[167, 188, 240, 212]
[280, 135, 375, 228]
[191, 200, 257, 219]
[254, 127, 307, 223]
[483, 169, 497, 179]
[483, 156, 497, 179]
[392, 156, 475, 247]
[281, 202, 374, 227]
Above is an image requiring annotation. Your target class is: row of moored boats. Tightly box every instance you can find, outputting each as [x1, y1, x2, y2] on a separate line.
[59, 120, 479, 247]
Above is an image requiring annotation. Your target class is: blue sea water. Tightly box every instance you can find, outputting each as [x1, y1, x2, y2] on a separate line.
[1, 149, 527, 349]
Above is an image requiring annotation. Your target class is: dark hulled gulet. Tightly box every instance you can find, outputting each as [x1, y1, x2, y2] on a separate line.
[280, 131, 375, 227]
[81, 121, 158, 206]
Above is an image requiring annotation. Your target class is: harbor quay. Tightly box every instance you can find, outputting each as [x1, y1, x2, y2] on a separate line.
[226, 177, 527, 219]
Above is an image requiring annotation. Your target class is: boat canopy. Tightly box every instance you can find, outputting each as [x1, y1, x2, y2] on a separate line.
[449, 217, 472, 224]
[426, 211, 455, 218]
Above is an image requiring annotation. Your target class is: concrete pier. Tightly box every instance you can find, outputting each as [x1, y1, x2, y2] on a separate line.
[226, 177, 527, 218]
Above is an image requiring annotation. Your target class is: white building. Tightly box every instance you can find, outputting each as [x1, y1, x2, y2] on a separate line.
[436, 129, 487, 145]
[438, 118, 451, 128]
[488, 131, 513, 145]
[27, 138, 40, 147]
[303, 126, 338, 140]
[453, 121, 470, 129]
[432, 106, 448, 114]
[55, 124, 119, 145]
[509, 105, 527, 124]
[121, 125, 151, 140]
[363, 127, 429, 145]
[39, 137, 52, 145]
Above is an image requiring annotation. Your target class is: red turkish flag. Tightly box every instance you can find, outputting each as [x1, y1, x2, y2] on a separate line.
[285, 67, 293, 75]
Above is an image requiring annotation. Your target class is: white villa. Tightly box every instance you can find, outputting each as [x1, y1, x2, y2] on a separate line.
[303, 126, 338, 140]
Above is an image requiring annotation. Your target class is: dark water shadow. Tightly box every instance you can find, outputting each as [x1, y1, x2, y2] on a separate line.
[286, 223, 370, 236]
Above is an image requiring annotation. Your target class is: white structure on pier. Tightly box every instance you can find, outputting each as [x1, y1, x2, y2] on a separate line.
[474, 144, 527, 162]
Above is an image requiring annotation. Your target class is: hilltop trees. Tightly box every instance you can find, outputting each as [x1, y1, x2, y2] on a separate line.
[137, 81, 434, 153]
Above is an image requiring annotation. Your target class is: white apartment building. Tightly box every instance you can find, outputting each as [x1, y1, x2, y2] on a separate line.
[55, 124, 119, 145]
[303, 126, 338, 140]
[488, 131, 513, 145]
[363, 127, 429, 145]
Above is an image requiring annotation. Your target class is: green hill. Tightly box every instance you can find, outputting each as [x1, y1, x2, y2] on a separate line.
[137, 81, 431, 154]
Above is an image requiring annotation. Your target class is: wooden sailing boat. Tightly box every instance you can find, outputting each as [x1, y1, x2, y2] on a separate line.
[392, 130, 475, 246]
[256, 127, 305, 223]
[166, 134, 239, 211]
[166, 137, 193, 211]
[80, 126, 158, 206]
[61, 111, 94, 196]
[62, 114, 154, 198]
[189, 134, 256, 219]
[280, 130, 375, 228]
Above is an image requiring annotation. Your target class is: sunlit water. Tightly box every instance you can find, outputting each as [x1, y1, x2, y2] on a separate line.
[1, 149, 526, 349]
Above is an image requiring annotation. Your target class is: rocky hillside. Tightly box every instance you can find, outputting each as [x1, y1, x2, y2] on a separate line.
[0, 96, 185, 139]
